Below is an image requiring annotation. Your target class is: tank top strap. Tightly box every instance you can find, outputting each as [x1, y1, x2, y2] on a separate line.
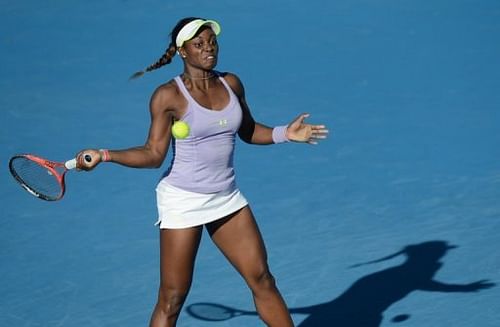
[174, 75, 192, 101]
[217, 74, 234, 96]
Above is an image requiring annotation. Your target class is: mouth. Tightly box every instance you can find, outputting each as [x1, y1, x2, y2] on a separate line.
[205, 55, 216, 61]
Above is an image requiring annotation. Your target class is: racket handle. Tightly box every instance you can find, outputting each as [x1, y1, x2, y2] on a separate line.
[65, 159, 77, 169]
[64, 154, 92, 170]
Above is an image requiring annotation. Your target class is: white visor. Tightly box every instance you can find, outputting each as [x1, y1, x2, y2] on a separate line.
[175, 19, 221, 48]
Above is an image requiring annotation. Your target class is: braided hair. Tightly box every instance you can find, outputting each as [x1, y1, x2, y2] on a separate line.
[130, 17, 200, 79]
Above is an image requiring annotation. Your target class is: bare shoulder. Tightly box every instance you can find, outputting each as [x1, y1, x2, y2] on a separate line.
[149, 79, 185, 115]
[220, 72, 245, 97]
[151, 80, 179, 105]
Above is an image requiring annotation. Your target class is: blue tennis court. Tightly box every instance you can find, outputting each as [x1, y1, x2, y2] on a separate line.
[1, 1, 499, 326]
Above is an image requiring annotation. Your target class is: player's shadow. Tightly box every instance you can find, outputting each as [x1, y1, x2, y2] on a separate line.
[186, 240, 495, 326]
[291, 240, 495, 326]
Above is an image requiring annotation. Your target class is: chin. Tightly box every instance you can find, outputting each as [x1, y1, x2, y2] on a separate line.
[205, 58, 218, 69]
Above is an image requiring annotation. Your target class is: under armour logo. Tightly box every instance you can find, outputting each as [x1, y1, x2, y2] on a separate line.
[219, 119, 228, 127]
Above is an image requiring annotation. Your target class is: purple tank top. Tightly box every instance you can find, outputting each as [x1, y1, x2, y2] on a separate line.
[162, 74, 243, 193]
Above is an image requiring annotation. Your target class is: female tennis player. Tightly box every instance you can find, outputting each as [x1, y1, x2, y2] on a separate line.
[76, 17, 328, 327]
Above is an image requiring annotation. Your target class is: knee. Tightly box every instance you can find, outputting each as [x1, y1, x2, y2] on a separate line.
[247, 269, 277, 293]
[156, 286, 189, 317]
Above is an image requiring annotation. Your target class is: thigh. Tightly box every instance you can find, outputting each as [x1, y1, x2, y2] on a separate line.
[206, 206, 269, 279]
[159, 227, 203, 289]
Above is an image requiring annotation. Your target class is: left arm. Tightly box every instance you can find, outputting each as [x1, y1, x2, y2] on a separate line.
[223, 73, 328, 145]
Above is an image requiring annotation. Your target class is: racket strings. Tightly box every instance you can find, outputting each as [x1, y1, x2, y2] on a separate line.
[10, 157, 62, 199]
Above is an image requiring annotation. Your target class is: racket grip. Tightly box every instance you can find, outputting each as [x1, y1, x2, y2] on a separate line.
[64, 155, 92, 170]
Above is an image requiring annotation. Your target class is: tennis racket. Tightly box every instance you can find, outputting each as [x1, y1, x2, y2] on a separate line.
[8, 153, 92, 201]
[186, 302, 257, 321]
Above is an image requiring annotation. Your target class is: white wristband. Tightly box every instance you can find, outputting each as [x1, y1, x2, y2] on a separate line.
[272, 125, 290, 144]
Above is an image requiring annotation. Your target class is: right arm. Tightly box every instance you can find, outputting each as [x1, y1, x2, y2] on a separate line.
[77, 83, 177, 170]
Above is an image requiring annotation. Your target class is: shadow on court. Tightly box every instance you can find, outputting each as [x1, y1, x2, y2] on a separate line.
[186, 240, 495, 326]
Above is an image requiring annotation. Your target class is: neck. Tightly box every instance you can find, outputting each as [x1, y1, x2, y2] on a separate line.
[183, 71, 216, 80]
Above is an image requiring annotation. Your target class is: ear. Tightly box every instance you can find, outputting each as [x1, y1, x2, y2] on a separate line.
[178, 48, 187, 58]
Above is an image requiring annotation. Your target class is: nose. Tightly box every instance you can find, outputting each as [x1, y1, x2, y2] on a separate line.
[203, 42, 215, 52]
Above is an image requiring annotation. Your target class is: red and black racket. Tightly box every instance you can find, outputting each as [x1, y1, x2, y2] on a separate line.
[8, 154, 91, 201]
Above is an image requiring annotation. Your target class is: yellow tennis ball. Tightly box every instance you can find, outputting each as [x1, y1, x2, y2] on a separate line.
[172, 120, 190, 139]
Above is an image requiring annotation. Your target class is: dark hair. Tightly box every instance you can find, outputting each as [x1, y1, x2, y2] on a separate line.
[129, 17, 201, 80]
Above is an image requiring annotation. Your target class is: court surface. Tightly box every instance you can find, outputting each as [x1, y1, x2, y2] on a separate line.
[1, 1, 499, 326]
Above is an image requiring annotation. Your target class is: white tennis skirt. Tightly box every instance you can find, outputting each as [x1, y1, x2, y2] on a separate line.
[155, 180, 249, 229]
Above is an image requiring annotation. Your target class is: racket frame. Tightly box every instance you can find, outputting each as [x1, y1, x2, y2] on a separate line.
[9, 154, 72, 201]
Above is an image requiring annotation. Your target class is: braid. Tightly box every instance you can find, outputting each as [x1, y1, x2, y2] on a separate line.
[129, 17, 200, 80]
[146, 43, 177, 72]
[129, 43, 177, 80]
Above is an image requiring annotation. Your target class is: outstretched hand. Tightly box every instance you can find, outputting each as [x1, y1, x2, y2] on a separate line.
[286, 113, 329, 144]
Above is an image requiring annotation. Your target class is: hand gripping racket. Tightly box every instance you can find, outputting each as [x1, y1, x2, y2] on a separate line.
[8, 153, 92, 201]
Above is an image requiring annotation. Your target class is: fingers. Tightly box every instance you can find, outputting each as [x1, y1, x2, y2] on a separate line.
[76, 149, 101, 171]
[311, 125, 329, 135]
[311, 124, 327, 130]
[307, 125, 329, 145]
